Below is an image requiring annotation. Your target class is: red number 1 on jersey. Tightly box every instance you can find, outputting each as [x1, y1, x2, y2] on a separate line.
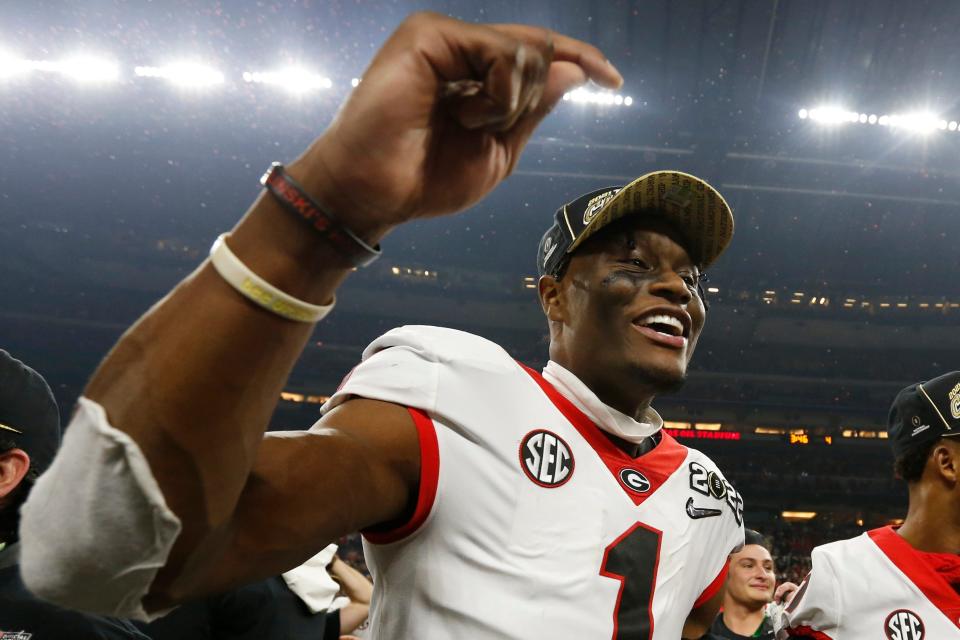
[599, 522, 663, 640]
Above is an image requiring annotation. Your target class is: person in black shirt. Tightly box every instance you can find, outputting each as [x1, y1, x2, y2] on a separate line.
[702, 529, 779, 640]
[137, 576, 336, 640]
[0, 349, 147, 640]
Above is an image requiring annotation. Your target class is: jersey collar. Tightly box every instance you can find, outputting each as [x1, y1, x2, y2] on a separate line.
[522, 363, 685, 506]
[541, 360, 663, 445]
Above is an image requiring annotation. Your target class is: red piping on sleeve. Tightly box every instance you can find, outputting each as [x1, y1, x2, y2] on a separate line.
[694, 561, 728, 609]
[362, 407, 439, 544]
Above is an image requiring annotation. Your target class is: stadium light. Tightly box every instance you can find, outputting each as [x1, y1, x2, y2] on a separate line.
[694, 423, 722, 431]
[351, 77, 360, 87]
[242, 67, 332, 94]
[885, 112, 940, 133]
[0, 52, 119, 83]
[135, 63, 224, 88]
[800, 105, 958, 134]
[804, 106, 860, 125]
[782, 511, 817, 521]
[562, 87, 634, 107]
[53, 55, 120, 83]
[0, 50, 32, 79]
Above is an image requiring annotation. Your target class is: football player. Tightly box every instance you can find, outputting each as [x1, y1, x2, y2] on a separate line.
[780, 371, 960, 639]
[22, 12, 743, 639]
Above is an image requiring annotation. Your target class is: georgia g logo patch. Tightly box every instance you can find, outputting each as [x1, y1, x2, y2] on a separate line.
[884, 609, 925, 640]
[520, 429, 574, 488]
[618, 468, 651, 494]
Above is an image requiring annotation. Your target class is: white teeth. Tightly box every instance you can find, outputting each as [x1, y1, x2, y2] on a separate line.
[638, 314, 684, 336]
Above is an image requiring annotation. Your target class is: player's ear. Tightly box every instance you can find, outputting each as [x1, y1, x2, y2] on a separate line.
[0, 448, 31, 501]
[538, 274, 566, 323]
[932, 440, 960, 484]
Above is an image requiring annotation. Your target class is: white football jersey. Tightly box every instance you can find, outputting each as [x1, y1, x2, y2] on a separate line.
[323, 326, 744, 639]
[780, 526, 960, 639]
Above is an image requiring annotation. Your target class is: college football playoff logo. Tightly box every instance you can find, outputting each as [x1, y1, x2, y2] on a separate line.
[884, 609, 924, 640]
[519, 430, 574, 487]
[707, 470, 727, 499]
[582, 189, 619, 225]
[542, 235, 556, 268]
[948, 382, 960, 420]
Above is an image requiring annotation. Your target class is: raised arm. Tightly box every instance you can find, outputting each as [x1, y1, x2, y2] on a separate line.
[19, 11, 621, 617]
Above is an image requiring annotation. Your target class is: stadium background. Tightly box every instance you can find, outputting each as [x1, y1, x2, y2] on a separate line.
[3, 0, 960, 586]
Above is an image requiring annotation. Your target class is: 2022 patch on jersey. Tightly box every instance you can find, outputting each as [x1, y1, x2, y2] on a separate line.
[323, 326, 744, 640]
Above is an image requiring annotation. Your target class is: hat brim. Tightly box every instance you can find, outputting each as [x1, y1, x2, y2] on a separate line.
[567, 170, 734, 269]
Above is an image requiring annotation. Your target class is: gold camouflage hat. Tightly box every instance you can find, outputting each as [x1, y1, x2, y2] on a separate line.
[537, 170, 734, 276]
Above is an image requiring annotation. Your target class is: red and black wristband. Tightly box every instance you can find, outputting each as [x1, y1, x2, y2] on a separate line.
[260, 162, 382, 267]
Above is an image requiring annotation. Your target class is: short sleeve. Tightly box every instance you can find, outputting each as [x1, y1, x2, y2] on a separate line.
[320, 326, 442, 416]
[778, 547, 841, 639]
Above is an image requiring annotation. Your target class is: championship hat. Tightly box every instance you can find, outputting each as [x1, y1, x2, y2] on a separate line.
[537, 170, 734, 277]
[888, 371, 960, 459]
[0, 350, 61, 475]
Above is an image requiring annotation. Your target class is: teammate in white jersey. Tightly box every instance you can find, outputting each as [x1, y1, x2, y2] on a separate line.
[780, 370, 960, 639]
[21, 11, 741, 640]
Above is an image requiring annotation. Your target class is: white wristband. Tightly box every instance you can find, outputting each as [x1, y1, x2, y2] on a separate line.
[209, 234, 334, 323]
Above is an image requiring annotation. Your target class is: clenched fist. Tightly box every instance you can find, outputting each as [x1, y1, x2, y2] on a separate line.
[291, 11, 623, 240]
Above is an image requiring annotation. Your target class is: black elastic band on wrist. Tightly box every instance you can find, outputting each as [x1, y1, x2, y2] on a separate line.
[260, 162, 382, 267]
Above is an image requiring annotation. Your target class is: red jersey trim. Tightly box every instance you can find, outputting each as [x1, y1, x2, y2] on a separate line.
[519, 364, 687, 506]
[867, 526, 960, 629]
[786, 626, 834, 639]
[362, 407, 440, 545]
[693, 561, 728, 609]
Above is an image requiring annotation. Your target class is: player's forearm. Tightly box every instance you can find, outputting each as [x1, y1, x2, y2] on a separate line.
[682, 589, 723, 638]
[82, 147, 390, 584]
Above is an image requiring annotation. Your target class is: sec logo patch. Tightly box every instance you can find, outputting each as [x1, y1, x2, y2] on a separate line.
[519, 430, 574, 487]
[884, 609, 924, 640]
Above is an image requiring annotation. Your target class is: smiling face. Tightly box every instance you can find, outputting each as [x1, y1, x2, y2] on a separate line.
[725, 543, 776, 609]
[538, 216, 706, 416]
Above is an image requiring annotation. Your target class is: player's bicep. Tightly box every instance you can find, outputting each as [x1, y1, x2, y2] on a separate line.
[246, 399, 419, 537]
[153, 399, 419, 603]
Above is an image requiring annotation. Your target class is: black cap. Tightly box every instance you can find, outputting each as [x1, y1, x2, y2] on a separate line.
[888, 371, 960, 459]
[537, 170, 734, 277]
[741, 528, 773, 553]
[0, 350, 61, 475]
